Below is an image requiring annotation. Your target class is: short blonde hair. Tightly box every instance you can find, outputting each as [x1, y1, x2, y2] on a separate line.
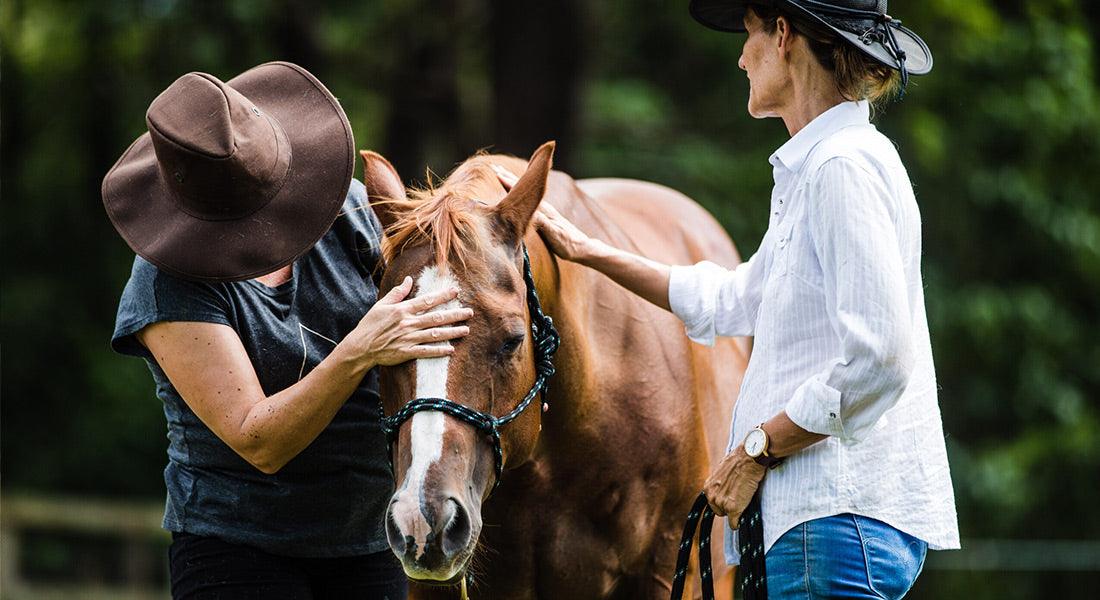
[749, 4, 902, 107]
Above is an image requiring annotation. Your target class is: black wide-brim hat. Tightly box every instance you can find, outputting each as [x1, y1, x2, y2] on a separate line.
[102, 61, 354, 282]
[689, 0, 932, 76]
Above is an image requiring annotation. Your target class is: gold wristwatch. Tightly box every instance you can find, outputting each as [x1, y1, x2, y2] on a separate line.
[744, 424, 784, 469]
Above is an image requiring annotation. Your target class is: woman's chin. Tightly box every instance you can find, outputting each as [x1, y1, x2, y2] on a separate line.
[746, 96, 779, 120]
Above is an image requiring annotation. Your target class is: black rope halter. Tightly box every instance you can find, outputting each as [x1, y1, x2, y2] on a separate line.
[378, 245, 561, 492]
[797, 0, 910, 94]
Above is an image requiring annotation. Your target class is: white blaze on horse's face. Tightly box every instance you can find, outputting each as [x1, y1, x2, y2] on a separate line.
[391, 266, 460, 563]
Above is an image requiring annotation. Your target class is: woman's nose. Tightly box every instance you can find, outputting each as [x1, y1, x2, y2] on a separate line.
[738, 52, 747, 71]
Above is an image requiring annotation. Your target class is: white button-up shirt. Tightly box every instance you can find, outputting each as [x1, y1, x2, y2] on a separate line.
[669, 100, 960, 564]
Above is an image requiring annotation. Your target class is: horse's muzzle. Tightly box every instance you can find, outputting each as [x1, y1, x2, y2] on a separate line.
[386, 491, 479, 580]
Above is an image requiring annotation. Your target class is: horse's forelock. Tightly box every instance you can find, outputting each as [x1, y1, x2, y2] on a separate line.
[382, 158, 507, 274]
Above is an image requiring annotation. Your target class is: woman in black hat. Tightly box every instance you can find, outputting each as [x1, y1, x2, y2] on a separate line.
[498, 1, 959, 598]
[104, 62, 470, 599]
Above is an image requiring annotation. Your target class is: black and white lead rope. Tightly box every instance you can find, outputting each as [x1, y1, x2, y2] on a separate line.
[669, 491, 767, 600]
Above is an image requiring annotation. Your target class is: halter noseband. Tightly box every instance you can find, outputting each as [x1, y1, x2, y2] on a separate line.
[378, 246, 561, 491]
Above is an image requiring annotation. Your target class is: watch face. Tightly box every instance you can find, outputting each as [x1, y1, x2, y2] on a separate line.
[745, 429, 766, 457]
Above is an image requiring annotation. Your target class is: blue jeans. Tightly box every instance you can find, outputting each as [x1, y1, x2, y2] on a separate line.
[764, 514, 927, 599]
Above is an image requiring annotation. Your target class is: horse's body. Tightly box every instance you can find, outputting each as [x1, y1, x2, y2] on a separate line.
[365, 145, 748, 600]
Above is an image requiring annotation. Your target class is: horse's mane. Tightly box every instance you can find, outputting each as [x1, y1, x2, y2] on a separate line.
[381, 157, 505, 272]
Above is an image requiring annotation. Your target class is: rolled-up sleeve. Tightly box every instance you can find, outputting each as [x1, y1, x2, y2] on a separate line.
[785, 157, 914, 442]
[668, 251, 765, 346]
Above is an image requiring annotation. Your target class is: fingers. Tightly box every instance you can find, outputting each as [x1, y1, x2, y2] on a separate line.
[406, 344, 457, 359]
[408, 307, 473, 328]
[703, 483, 726, 516]
[537, 204, 579, 236]
[535, 204, 564, 231]
[381, 276, 414, 304]
[538, 202, 563, 219]
[492, 164, 519, 190]
[402, 287, 460, 313]
[705, 490, 732, 518]
[404, 325, 470, 344]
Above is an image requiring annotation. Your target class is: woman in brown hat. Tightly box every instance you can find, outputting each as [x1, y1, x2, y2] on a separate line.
[498, 1, 958, 598]
[105, 62, 469, 599]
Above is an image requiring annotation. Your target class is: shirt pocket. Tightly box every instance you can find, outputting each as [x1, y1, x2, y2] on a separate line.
[785, 220, 825, 292]
[771, 220, 796, 277]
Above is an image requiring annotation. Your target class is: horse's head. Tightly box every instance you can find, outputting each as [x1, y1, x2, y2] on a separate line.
[361, 143, 556, 582]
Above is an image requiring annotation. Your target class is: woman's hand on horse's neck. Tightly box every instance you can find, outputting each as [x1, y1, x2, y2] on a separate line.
[535, 201, 672, 311]
[495, 166, 673, 311]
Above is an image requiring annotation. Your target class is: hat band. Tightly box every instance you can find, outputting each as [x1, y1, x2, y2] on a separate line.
[792, 0, 910, 93]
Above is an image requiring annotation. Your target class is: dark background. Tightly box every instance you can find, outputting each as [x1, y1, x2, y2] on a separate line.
[3, 0, 1099, 597]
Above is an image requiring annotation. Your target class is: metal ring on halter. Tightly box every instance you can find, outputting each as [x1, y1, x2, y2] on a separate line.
[378, 245, 561, 492]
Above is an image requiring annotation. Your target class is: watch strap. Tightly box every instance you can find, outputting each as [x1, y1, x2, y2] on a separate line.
[752, 453, 785, 469]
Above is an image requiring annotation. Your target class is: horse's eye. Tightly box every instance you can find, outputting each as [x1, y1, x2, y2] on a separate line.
[498, 335, 525, 357]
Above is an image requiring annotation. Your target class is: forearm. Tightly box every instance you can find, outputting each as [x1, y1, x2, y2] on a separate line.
[762, 410, 828, 458]
[237, 343, 373, 473]
[578, 239, 672, 311]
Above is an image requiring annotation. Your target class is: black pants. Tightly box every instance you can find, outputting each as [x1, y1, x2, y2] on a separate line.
[169, 532, 408, 600]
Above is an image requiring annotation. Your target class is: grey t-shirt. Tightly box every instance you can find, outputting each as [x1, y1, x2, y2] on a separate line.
[112, 181, 392, 557]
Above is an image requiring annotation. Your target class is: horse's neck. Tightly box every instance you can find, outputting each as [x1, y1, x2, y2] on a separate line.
[521, 176, 626, 423]
[551, 174, 641, 256]
[522, 172, 617, 331]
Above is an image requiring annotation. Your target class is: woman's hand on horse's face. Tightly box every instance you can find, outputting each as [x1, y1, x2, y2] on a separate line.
[703, 445, 767, 523]
[351, 275, 473, 367]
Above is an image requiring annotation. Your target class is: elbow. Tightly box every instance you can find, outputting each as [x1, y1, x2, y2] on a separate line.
[249, 456, 285, 475]
[880, 341, 915, 391]
[879, 357, 912, 394]
[235, 437, 289, 475]
[867, 327, 915, 391]
[837, 345, 914, 444]
[245, 450, 288, 475]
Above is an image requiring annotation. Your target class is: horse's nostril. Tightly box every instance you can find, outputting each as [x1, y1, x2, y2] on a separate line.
[441, 498, 472, 557]
[385, 509, 407, 555]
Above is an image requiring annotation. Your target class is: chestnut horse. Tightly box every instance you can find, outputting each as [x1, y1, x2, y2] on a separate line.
[361, 142, 748, 599]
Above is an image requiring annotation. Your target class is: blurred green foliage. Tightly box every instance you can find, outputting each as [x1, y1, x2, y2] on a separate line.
[2, 0, 1098, 597]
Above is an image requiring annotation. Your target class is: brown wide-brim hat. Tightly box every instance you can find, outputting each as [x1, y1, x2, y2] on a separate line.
[102, 61, 354, 282]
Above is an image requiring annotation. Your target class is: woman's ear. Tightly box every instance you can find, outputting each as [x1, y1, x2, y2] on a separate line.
[775, 15, 794, 55]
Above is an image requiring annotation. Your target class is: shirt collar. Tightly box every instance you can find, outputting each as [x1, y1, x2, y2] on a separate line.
[769, 100, 870, 174]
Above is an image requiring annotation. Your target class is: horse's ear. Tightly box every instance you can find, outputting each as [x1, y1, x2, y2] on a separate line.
[360, 150, 406, 233]
[495, 141, 555, 245]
